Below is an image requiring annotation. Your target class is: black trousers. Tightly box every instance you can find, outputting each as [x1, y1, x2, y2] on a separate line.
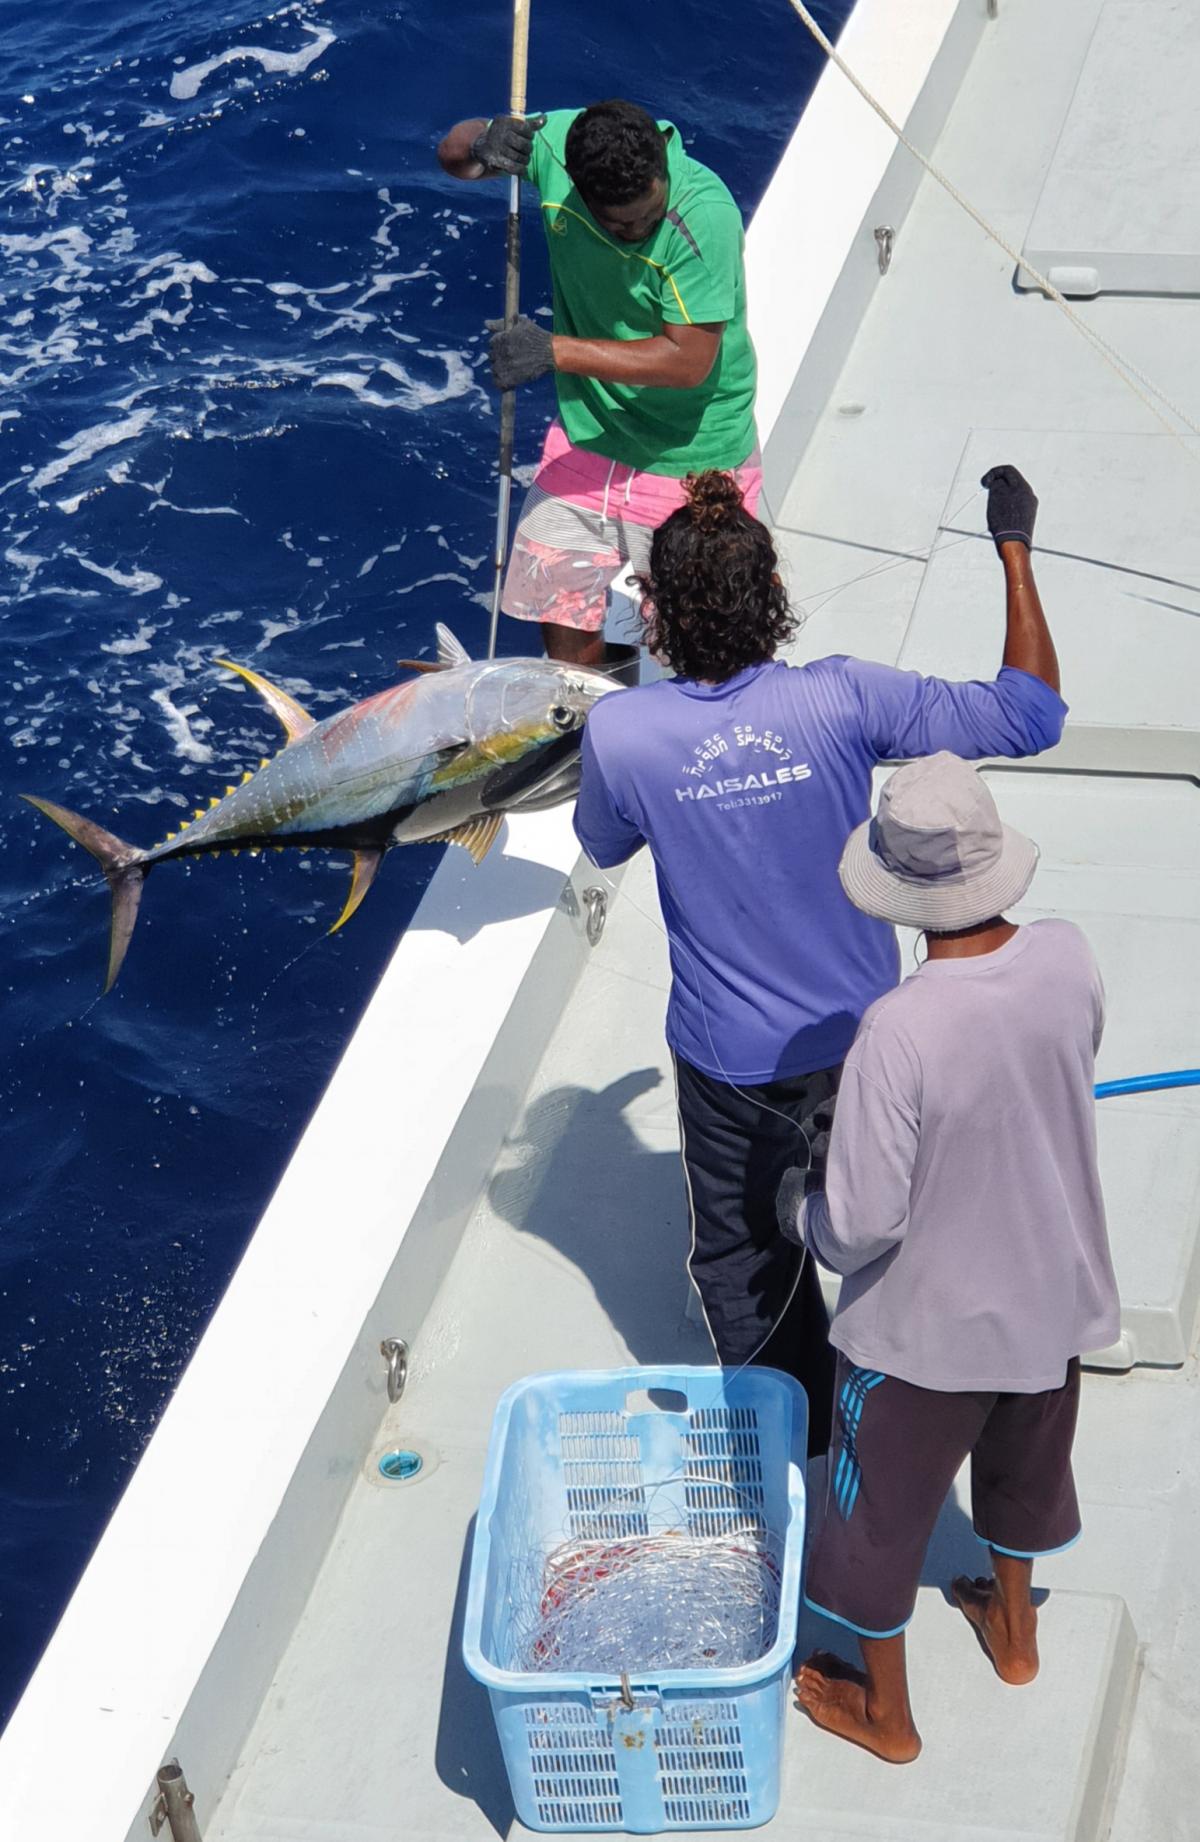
[674, 1053, 840, 1457]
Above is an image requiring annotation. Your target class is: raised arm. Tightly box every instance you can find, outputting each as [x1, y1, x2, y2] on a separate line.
[984, 465, 1060, 693]
[839, 465, 1067, 763]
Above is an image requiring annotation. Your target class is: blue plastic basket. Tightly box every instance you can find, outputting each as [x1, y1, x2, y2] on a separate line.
[463, 1366, 807, 1834]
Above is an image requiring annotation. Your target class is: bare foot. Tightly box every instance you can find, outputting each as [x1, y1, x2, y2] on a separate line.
[952, 1576, 1039, 1684]
[794, 1652, 921, 1763]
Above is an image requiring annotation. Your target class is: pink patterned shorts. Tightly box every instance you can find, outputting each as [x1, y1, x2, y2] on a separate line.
[502, 419, 764, 633]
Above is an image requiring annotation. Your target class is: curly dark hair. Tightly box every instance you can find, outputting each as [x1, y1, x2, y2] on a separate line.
[638, 473, 798, 681]
[564, 100, 667, 207]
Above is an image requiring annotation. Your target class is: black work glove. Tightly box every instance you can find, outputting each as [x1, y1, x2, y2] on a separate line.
[981, 463, 1038, 552]
[776, 1167, 808, 1247]
[470, 113, 545, 177]
[486, 314, 555, 390]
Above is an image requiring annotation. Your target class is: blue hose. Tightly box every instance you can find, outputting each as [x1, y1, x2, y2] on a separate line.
[1094, 1069, 1200, 1099]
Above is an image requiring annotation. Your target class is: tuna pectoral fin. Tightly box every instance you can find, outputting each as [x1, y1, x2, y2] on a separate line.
[425, 811, 504, 865]
[329, 848, 383, 936]
[214, 659, 316, 743]
[22, 796, 146, 992]
[396, 658, 450, 675]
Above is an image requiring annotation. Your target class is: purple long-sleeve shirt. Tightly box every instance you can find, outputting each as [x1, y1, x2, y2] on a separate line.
[574, 656, 1065, 1081]
[791, 920, 1120, 1391]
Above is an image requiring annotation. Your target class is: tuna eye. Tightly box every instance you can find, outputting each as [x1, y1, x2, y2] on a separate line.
[550, 704, 575, 731]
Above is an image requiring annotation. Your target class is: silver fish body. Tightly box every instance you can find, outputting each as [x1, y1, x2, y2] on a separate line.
[23, 630, 619, 990]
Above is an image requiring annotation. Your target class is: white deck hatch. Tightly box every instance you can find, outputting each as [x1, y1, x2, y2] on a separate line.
[1019, 1, 1200, 297]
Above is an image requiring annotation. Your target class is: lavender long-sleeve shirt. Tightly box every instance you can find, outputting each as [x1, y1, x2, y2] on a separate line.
[575, 657, 1065, 1082]
[792, 920, 1121, 1392]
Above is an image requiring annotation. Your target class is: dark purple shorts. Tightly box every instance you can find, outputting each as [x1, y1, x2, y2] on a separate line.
[804, 1352, 1082, 1638]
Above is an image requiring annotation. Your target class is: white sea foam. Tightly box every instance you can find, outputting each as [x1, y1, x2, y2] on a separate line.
[116, 304, 193, 343]
[267, 281, 352, 296]
[68, 552, 164, 595]
[0, 225, 93, 275]
[5, 543, 45, 584]
[30, 407, 153, 490]
[354, 269, 430, 309]
[372, 188, 415, 250]
[101, 623, 158, 656]
[392, 571, 471, 597]
[134, 258, 217, 299]
[314, 351, 480, 412]
[150, 686, 214, 763]
[4, 164, 93, 217]
[169, 23, 335, 101]
[148, 498, 244, 519]
[114, 258, 218, 344]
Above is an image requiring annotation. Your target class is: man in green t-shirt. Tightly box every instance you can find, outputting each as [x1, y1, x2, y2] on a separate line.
[437, 100, 761, 666]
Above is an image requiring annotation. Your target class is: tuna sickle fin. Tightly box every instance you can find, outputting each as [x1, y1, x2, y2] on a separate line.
[22, 796, 146, 993]
[214, 659, 316, 744]
[426, 811, 504, 865]
[329, 848, 383, 936]
[435, 623, 472, 669]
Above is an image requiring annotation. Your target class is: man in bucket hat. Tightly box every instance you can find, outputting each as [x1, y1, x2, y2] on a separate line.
[778, 752, 1119, 1763]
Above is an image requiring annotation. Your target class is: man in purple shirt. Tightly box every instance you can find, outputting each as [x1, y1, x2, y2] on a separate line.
[781, 752, 1118, 1762]
[573, 465, 1063, 1452]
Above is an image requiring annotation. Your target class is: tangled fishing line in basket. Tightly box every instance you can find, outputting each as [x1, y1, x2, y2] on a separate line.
[511, 1528, 782, 1675]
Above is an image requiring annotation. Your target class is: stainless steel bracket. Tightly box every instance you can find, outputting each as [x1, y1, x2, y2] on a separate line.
[582, 886, 607, 946]
[381, 1337, 409, 1404]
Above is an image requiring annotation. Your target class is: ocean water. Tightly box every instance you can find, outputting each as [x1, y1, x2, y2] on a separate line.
[0, 0, 849, 1721]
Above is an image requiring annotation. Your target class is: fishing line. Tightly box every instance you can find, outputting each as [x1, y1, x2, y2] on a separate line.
[246, 920, 332, 1048]
[797, 489, 981, 621]
[505, 1474, 784, 1676]
[590, 857, 815, 1381]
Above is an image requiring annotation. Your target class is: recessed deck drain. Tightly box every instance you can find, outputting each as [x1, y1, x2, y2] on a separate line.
[378, 1448, 423, 1481]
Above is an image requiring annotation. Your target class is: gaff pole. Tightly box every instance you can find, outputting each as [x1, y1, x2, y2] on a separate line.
[486, 0, 533, 659]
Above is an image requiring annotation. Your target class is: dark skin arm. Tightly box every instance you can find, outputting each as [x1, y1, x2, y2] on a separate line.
[552, 323, 723, 390]
[999, 541, 1060, 693]
[437, 118, 723, 388]
[436, 118, 492, 179]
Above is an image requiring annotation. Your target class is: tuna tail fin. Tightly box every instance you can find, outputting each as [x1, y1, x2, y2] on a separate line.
[22, 796, 146, 992]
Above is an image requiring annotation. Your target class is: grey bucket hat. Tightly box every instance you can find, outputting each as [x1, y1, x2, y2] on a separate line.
[839, 752, 1039, 930]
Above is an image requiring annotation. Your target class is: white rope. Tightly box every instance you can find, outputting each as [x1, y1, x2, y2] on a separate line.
[787, 1, 1200, 451]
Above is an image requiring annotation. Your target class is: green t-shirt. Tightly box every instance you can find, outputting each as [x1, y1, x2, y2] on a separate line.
[526, 110, 758, 476]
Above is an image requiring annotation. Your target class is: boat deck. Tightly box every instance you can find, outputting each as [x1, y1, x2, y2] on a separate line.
[206, 838, 1190, 1842]
[211, 2, 1200, 1835]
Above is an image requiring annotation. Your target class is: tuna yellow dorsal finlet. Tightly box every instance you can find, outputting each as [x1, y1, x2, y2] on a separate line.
[214, 659, 316, 744]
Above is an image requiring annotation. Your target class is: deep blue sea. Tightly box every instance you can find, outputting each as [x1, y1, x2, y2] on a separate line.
[0, 0, 848, 1722]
